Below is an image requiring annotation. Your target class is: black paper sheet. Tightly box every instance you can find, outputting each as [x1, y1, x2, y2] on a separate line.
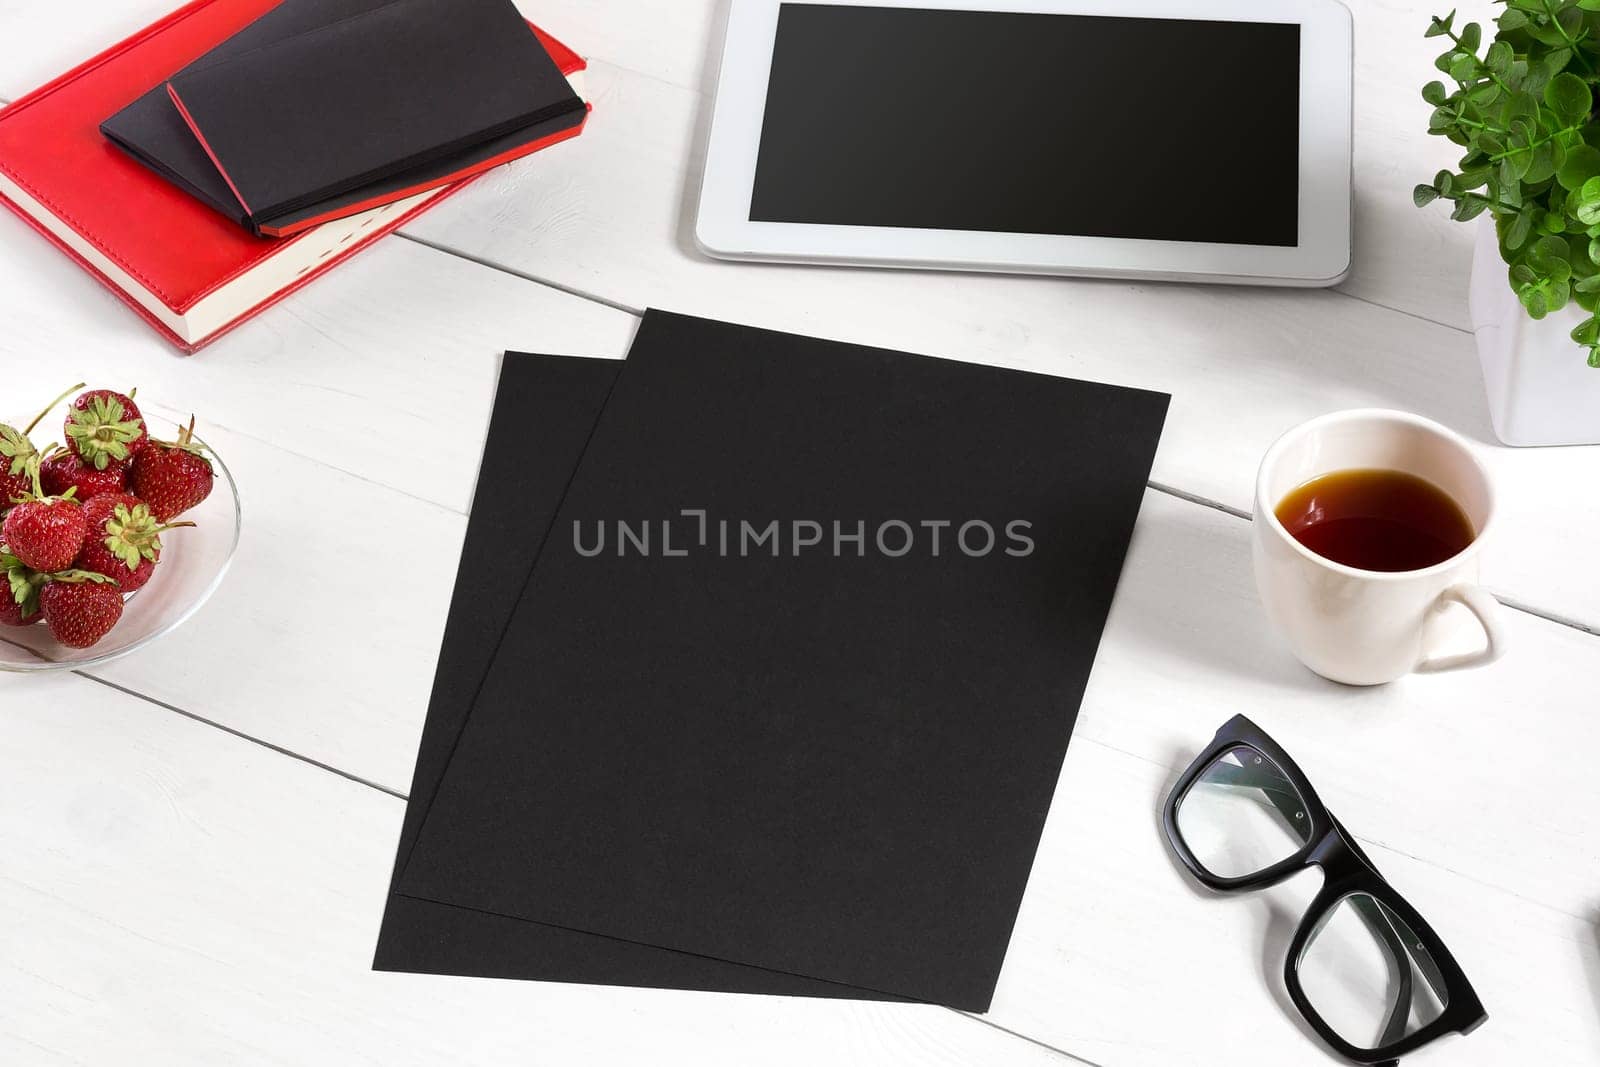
[374, 351, 899, 999]
[397, 313, 1169, 1010]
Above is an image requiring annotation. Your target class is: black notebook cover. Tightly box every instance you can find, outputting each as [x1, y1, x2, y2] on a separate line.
[164, 0, 583, 224]
[100, 0, 584, 234]
[374, 351, 902, 1000]
[397, 312, 1169, 1011]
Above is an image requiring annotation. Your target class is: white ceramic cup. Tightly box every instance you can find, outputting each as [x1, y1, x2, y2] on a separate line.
[1252, 409, 1506, 686]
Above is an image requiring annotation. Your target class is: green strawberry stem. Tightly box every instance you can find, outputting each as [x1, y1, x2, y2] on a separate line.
[48, 569, 118, 586]
[1, 550, 45, 611]
[149, 416, 210, 459]
[23, 448, 76, 503]
[22, 382, 86, 437]
[100, 501, 197, 569]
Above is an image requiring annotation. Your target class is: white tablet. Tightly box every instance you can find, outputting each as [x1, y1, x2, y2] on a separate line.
[696, 0, 1353, 286]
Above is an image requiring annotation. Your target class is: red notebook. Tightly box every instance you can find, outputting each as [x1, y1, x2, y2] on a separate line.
[0, 0, 588, 352]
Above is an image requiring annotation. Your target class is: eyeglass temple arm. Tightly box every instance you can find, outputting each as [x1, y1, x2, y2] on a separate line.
[1204, 763, 1434, 1043]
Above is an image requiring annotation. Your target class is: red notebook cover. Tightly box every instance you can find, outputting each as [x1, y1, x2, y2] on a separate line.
[0, 0, 587, 352]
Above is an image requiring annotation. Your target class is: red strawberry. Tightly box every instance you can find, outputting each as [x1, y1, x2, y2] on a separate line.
[0, 592, 42, 627]
[65, 388, 147, 471]
[0, 549, 45, 627]
[41, 450, 128, 501]
[39, 572, 123, 648]
[1, 454, 88, 572]
[75, 493, 194, 593]
[1, 382, 86, 510]
[131, 417, 214, 522]
[0, 425, 34, 511]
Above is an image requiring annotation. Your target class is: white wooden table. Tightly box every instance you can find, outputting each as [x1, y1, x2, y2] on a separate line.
[2, 2, 1596, 1064]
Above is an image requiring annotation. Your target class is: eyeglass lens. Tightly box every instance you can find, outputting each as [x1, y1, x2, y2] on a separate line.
[1298, 892, 1449, 1051]
[1175, 745, 1313, 879]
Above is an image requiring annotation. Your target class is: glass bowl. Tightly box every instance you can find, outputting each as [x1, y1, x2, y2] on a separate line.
[0, 436, 241, 672]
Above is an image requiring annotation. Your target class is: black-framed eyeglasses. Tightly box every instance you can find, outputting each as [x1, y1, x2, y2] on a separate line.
[1161, 715, 1486, 1066]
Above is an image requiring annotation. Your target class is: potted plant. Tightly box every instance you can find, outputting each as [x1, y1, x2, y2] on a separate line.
[1416, 4, 1600, 445]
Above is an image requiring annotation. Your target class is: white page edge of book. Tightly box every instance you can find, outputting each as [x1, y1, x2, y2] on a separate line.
[0, 69, 585, 345]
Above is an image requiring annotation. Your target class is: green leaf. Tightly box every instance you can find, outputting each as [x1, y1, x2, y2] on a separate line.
[7, 568, 30, 607]
[1501, 91, 1540, 127]
[1546, 72, 1592, 125]
[1573, 318, 1600, 345]
[1528, 234, 1574, 274]
[1579, 0, 1600, 11]
[1453, 195, 1489, 221]
[1508, 209, 1535, 248]
[1578, 177, 1600, 224]
[1527, 141, 1559, 183]
[1468, 80, 1504, 106]
[1589, 348, 1600, 367]
[1525, 288, 1550, 318]
[1422, 79, 1450, 106]
[1425, 10, 1456, 38]
[1544, 46, 1575, 80]
[1429, 105, 1457, 131]
[0, 424, 36, 478]
[1485, 39, 1513, 74]
[1558, 144, 1600, 189]
[1574, 274, 1600, 293]
[1414, 184, 1441, 207]
[1499, 7, 1531, 28]
[1458, 21, 1482, 53]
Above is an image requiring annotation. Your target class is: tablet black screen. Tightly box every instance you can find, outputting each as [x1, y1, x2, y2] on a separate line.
[750, 4, 1300, 247]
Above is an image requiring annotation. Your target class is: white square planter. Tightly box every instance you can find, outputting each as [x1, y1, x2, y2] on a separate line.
[1468, 218, 1600, 446]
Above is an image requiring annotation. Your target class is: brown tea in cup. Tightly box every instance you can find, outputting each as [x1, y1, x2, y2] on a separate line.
[1275, 468, 1475, 573]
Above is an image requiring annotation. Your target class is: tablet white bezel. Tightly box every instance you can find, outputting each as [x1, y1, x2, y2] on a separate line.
[695, 0, 1353, 286]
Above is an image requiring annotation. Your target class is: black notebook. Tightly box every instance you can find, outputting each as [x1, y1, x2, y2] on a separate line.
[101, 0, 585, 235]
[394, 313, 1169, 1010]
[375, 352, 906, 998]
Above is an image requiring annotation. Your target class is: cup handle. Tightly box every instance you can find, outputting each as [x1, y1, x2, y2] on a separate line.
[1415, 584, 1507, 674]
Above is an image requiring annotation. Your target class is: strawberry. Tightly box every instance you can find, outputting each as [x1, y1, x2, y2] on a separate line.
[0, 590, 41, 627]
[64, 388, 147, 471]
[1, 382, 85, 510]
[0, 425, 34, 511]
[131, 417, 214, 522]
[0, 549, 46, 627]
[41, 450, 128, 501]
[75, 493, 194, 594]
[39, 571, 123, 648]
[1, 454, 88, 572]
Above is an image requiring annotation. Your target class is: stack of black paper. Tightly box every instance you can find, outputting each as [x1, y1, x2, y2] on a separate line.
[376, 312, 1169, 1010]
[101, 0, 588, 236]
